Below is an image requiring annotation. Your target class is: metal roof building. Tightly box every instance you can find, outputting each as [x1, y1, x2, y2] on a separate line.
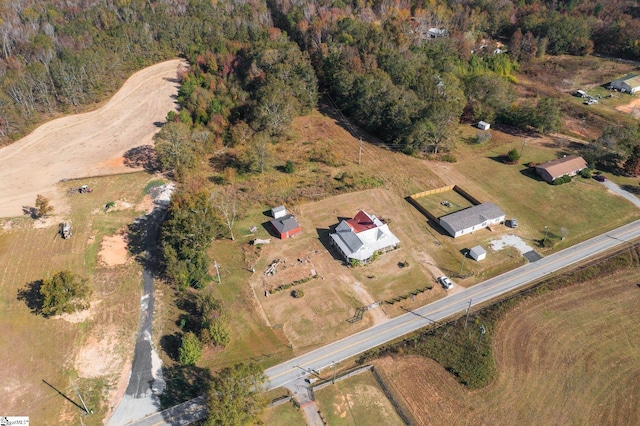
[439, 203, 506, 238]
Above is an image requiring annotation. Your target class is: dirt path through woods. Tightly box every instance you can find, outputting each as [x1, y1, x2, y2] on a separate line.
[0, 59, 184, 218]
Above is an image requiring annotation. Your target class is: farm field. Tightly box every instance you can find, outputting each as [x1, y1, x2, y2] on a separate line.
[0, 172, 163, 425]
[314, 370, 405, 426]
[373, 266, 640, 425]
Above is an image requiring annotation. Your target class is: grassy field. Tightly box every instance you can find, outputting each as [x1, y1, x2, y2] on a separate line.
[170, 105, 640, 377]
[414, 189, 475, 218]
[314, 371, 405, 426]
[372, 255, 640, 425]
[0, 172, 161, 425]
[452, 140, 638, 249]
[262, 401, 306, 425]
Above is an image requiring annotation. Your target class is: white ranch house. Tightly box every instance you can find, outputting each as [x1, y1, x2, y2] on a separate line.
[439, 203, 505, 238]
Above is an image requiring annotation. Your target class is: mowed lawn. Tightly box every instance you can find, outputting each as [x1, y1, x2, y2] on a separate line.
[0, 172, 158, 425]
[314, 371, 405, 426]
[262, 401, 306, 426]
[454, 143, 639, 248]
[414, 189, 475, 218]
[374, 266, 640, 425]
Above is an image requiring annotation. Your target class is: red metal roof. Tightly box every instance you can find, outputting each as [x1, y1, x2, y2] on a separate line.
[346, 210, 377, 233]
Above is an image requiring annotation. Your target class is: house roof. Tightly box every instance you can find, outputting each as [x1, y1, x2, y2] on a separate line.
[617, 74, 640, 88]
[439, 203, 505, 233]
[535, 155, 587, 180]
[330, 210, 400, 261]
[346, 210, 383, 233]
[270, 214, 300, 234]
[271, 205, 286, 213]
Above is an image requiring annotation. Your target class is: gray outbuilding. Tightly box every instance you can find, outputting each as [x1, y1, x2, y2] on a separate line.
[469, 245, 487, 261]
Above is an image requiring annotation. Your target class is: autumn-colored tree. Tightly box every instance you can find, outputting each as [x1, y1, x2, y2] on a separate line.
[35, 194, 53, 218]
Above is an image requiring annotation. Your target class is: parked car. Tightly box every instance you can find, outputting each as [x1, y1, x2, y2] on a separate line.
[506, 219, 518, 228]
[593, 174, 607, 182]
[438, 276, 453, 290]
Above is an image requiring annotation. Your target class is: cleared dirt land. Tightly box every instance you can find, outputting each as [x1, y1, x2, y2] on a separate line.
[374, 268, 640, 425]
[0, 58, 184, 218]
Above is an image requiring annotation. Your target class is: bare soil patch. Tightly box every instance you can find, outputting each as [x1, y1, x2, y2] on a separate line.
[374, 268, 640, 425]
[0, 59, 184, 218]
[616, 97, 640, 117]
[75, 324, 121, 378]
[98, 232, 129, 267]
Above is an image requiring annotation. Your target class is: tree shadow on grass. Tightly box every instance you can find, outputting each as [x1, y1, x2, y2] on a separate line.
[17, 280, 44, 315]
[621, 184, 640, 195]
[158, 364, 211, 409]
[160, 333, 182, 362]
[123, 145, 160, 172]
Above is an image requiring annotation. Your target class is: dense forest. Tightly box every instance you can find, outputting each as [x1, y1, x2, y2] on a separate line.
[1, 0, 640, 146]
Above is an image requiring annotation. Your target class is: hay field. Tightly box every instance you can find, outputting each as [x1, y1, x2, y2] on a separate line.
[374, 267, 640, 425]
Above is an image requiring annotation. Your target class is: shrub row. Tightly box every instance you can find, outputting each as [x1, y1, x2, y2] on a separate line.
[385, 286, 432, 304]
[271, 275, 317, 294]
[552, 175, 573, 185]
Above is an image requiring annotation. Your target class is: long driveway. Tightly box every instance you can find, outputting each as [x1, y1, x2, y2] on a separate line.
[131, 217, 640, 425]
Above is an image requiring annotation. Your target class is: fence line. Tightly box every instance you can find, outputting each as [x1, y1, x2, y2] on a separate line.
[409, 185, 455, 199]
[371, 366, 414, 425]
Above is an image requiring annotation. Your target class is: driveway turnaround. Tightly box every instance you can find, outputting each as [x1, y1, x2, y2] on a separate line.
[130, 218, 640, 425]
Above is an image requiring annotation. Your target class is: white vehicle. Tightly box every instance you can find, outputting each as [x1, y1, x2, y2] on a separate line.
[438, 276, 453, 290]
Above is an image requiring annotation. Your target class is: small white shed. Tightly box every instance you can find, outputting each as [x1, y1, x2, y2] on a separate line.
[469, 245, 487, 262]
[271, 205, 287, 219]
[477, 121, 491, 131]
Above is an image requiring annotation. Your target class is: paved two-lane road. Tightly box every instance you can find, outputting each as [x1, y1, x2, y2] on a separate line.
[265, 218, 640, 388]
[132, 218, 640, 425]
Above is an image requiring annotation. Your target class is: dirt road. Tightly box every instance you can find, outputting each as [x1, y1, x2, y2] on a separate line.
[0, 59, 184, 218]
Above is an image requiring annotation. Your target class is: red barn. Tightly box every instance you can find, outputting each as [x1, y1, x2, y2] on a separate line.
[270, 214, 302, 239]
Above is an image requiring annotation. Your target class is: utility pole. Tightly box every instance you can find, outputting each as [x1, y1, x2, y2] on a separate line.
[464, 299, 472, 329]
[70, 379, 91, 415]
[358, 138, 363, 165]
[520, 138, 526, 157]
[459, 251, 467, 277]
[543, 226, 549, 246]
[214, 260, 221, 284]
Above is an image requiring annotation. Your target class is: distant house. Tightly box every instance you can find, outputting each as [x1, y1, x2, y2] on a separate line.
[610, 75, 640, 94]
[427, 27, 447, 38]
[535, 155, 587, 184]
[477, 121, 491, 130]
[469, 245, 487, 262]
[271, 205, 287, 219]
[330, 210, 400, 264]
[439, 203, 506, 238]
[270, 214, 301, 239]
